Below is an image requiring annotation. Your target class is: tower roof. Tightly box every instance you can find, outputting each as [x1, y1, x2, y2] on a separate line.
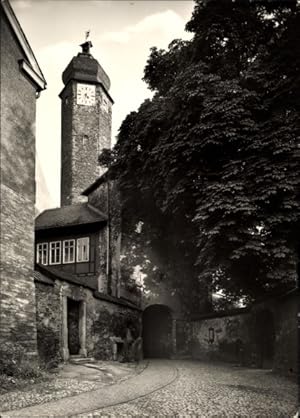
[62, 40, 110, 91]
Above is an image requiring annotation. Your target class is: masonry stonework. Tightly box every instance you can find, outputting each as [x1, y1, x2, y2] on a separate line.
[35, 281, 61, 365]
[191, 290, 298, 374]
[35, 273, 141, 362]
[0, 7, 45, 355]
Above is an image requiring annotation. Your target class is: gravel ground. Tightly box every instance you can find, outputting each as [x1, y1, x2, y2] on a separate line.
[0, 361, 145, 413]
[76, 360, 299, 417]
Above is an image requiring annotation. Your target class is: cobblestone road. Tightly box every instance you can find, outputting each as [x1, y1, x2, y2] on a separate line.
[76, 360, 298, 417]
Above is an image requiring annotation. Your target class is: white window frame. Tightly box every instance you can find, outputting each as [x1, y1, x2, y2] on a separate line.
[49, 241, 61, 265]
[36, 242, 48, 265]
[63, 239, 75, 264]
[76, 237, 90, 263]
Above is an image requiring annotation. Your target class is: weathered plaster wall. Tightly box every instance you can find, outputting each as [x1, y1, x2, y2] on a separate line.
[175, 319, 192, 356]
[191, 290, 298, 374]
[0, 11, 38, 355]
[192, 311, 251, 364]
[88, 181, 123, 299]
[96, 227, 108, 293]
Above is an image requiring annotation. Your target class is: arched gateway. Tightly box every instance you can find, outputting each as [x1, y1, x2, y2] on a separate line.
[142, 304, 172, 358]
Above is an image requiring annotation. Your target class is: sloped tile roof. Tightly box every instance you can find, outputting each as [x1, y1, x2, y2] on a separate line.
[33, 269, 54, 286]
[35, 264, 141, 311]
[35, 264, 97, 290]
[35, 203, 107, 231]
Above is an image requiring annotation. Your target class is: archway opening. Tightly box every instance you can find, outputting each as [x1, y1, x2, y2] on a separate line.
[142, 304, 172, 358]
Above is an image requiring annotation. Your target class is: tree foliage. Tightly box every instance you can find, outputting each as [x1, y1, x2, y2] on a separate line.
[101, 0, 300, 309]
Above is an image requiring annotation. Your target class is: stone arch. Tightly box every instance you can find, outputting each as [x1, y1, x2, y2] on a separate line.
[142, 304, 173, 358]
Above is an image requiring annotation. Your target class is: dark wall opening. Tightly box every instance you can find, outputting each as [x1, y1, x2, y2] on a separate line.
[67, 299, 80, 355]
[253, 308, 275, 368]
[142, 304, 172, 358]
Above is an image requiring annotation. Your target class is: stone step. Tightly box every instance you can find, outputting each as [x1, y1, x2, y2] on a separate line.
[69, 356, 96, 364]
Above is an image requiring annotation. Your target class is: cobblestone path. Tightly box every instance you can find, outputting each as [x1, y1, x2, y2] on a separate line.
[2, 360, 298, 417]
[76, 360, 298, 417]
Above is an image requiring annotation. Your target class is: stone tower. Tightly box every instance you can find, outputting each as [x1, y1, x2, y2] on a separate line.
[59, 40, 113, 206]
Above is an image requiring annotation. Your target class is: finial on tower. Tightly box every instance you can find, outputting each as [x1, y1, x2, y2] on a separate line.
[80, 30, 93, 54]
[85, 30, 91, 41]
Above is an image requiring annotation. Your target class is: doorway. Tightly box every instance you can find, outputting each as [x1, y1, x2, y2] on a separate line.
[67, 299, 81, 355]
[142, 305, 172, 358]
[254, 309, 275, 368]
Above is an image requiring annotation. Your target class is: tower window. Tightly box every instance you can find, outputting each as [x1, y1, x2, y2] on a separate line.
[77, 237, 90, 262]
[63, 239, 75, 264]
[36, 242, 48, 265]
[49, 241, 61, 265]
[82, 135, 88, 145]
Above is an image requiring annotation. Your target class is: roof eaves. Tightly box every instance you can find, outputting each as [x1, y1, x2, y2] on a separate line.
[35, 218, 106, 231]
[2, 0, 47, 91]
[87, 203, 107, 217]
[82, 172, 108, 196]
[35, 264, 96, 291]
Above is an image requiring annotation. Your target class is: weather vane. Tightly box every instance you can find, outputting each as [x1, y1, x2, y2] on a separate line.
[85, 30, 91, 41]
[80, 30, 92, 54]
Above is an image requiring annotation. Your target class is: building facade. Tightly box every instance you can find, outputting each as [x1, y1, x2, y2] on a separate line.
[34, 40, 142, 363]
[0, 0, 46, 356]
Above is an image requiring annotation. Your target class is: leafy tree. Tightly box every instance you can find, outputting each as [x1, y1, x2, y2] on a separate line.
[100, 0, 300, 310]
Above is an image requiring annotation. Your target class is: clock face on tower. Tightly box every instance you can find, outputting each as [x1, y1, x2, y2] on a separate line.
[77, 83, 96, 106]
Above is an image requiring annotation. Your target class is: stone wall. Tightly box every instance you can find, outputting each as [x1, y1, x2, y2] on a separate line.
[92, 297, 141, 359]
[191, 310, 251, 364]
[191, 290, 298, 374]
[35, 281, 61, 365]
[0, 10, 39, 355]
[35, 274, 141, 363]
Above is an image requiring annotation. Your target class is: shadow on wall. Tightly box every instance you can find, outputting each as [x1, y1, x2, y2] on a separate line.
[2, 105, 36, 195]
[249, 308, 275, 369]
[37, 323, 61, 368]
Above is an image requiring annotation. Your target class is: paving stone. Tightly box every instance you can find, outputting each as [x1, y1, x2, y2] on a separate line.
[79, 360, 298, 417]
[1, 360, 298, 417]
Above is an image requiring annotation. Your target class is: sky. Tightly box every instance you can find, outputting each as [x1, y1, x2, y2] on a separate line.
[11, 0, 195, 212]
